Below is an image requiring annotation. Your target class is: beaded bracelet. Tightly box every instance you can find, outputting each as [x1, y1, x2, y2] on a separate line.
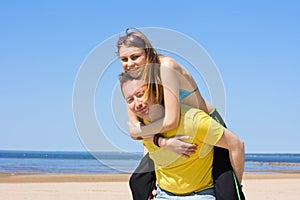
[153, 134, 162, 147]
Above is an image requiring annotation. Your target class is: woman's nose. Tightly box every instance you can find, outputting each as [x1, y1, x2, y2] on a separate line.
[127, 59, 135, 69]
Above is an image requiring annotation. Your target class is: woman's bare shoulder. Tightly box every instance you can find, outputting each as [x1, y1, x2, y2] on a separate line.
[159, 56, 179, 69]
[160, 56, 191, 76]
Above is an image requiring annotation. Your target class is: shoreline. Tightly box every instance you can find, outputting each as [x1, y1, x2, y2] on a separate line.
[1, 171, 300, 183]
[0, 173, 131, 183]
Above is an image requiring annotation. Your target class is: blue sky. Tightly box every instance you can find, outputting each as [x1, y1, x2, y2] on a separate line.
[0, 1, 299, 153]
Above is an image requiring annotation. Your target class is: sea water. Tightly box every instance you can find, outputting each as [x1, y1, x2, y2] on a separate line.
[0, 150, 299, 174]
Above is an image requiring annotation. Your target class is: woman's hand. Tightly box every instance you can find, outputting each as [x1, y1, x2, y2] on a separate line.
[160, 136, 198, 158]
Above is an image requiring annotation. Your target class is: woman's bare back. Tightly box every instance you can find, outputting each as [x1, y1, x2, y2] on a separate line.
[159, 56, 213, 113]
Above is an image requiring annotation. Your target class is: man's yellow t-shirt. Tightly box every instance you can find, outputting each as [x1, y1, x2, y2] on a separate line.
[143, 104, 224, 195]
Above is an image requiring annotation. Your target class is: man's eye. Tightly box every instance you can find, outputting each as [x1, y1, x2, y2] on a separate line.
[121, 58, 128, 62]
[127, 98, 133, 103]
[136, 92, 144, 98]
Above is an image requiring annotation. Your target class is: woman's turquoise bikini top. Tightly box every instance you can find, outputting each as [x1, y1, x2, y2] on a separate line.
[179, 87, 199, 101]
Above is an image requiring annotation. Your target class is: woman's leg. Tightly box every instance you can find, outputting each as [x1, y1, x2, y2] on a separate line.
[129, 153, 156, 200]
[210, 109, 245, 200]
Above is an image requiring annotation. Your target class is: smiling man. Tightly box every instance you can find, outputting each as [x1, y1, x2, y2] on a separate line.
[119, 68, 245, 199]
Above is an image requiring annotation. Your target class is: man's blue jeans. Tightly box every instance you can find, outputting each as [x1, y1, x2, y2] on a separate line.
[154, 186, 215, 200]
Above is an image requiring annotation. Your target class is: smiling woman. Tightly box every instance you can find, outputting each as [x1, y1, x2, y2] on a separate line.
[115, 27, 246, 200]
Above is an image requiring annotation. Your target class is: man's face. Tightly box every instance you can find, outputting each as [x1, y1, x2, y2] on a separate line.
[122, 79, 155, 121]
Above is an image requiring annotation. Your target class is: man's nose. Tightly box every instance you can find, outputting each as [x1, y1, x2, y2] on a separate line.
[135, 97, 143, 109]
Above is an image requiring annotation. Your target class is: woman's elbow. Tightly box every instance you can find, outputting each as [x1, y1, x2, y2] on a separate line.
[163, 118, 180, 132]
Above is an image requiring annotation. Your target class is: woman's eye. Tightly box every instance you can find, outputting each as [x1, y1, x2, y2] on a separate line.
[131, 55, 139, 60]
[121, 58, 128, 62]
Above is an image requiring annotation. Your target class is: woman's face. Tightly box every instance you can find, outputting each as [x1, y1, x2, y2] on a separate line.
[118, 46, 146, 71]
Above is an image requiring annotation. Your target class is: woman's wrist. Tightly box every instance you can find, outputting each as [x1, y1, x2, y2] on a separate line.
[153, 134, 166, 147]
[158, 136, 167, 148]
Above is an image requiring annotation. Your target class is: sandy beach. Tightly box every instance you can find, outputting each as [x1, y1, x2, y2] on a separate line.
[1, 172, 300, 200]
